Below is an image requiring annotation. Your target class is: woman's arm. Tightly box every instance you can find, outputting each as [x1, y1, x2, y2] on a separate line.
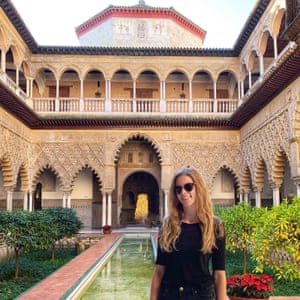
[214, 270, 227, 300]
[150, 264, 165, 300]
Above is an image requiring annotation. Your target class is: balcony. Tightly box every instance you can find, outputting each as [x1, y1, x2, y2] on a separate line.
[0, 73, 238, 116]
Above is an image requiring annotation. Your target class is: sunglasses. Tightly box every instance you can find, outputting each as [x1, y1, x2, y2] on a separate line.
[174, 183, 195, 195]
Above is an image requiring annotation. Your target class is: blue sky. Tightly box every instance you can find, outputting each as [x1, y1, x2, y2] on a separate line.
[11, 0, 257, 48]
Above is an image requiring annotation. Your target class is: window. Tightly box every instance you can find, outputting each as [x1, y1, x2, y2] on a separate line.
[138, 152, 143, 163]
[149, 153, 154, 163]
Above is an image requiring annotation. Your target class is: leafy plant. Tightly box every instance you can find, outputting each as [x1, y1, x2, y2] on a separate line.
[43, 208, 83, 259]
[251, 197, 300, 281]
[227, 273, 273, 298]
[0, 249, 76, 299]
[0, 210, 55, 279]
[218, 202, 265, 273]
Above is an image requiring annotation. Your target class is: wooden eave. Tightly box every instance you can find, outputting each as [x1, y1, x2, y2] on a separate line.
[0, 81, 40, 127]
[281, 13, 300, 43]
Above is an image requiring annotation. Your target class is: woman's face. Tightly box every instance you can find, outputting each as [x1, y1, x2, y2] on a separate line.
[175, 174, 196, 209]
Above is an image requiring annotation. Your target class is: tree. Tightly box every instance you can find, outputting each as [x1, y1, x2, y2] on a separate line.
[0, 210, 56, 280]
[219, 202, 265, 274]
[252, 197, 300, 281]
[43, 208, 83, 259]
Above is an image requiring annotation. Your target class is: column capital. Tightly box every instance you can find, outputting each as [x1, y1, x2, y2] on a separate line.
[61, 186, 73, 193]
[102, 188, 113, 195]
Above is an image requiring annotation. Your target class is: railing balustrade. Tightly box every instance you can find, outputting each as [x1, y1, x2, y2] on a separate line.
[111, 98, 133, 113]
[217, 99, 238, 113]
[84, 98, 105, 112]
[58, 97, 80, 112]
[0, 72, 239, 115]
[192, 98, 213, 113]
[136, 98, 160, 113]
[166, 99, 189, 113]
[33, 98, 56, 112]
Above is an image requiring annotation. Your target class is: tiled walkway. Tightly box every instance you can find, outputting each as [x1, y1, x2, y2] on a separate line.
[17, 232, 122, 300]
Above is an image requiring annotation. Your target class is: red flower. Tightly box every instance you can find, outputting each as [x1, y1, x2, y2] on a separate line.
[227, 274, 273, 298]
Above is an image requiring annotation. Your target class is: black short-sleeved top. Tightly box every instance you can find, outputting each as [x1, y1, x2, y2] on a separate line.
[156, 221, 225, 288]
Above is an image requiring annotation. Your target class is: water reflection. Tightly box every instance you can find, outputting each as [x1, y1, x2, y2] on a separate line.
[81, 237, 155, 300]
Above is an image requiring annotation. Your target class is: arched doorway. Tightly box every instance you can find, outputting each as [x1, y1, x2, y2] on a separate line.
[115, 135, 162, 227]
[120, 171, 159, 227]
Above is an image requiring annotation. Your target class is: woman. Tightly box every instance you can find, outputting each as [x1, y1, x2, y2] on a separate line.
[150, 166, 227, 300]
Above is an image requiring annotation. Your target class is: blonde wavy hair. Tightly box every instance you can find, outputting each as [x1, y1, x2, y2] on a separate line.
[159, 166, 217, 254]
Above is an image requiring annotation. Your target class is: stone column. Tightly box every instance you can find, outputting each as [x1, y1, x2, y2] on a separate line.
[273, 38, 278, 59]
[189, 79, 193, 112]
[163, 190, 168, 218]
[160, 163, 172, 218]
[160, 80, 166, 112]
[107, 191, 112, 225]
[6, 190, 13, 211]
[102, 192, 107, 226]
[23, 191, 29, 210]
[16, 66, 19, 87]
[213, 80, 217, 112]
[62, 193, 67, 208]
[272, 184, 281, 206]
[105, 79, 111, 112]
[248, 71, 252, 89]
[241, 81, 244, 98]
[133, 79, 137, 112]
[67, 191, 72, 208]
[79, 78, 84, 112]
[259, 54, 264, 78]
[242, 189, 250, 203]
[29, 192, 33, 211]
[55, 79, 60, 111]
[254, 189, 262, 207]
[1, 49, 6, 72]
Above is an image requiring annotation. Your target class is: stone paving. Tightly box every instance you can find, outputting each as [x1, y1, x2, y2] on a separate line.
[17, 232, 121, 300]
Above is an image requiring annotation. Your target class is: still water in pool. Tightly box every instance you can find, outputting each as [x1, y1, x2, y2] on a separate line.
[80, 237, 155, 300]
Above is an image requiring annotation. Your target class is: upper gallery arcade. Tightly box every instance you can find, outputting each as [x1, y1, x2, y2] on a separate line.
[0, 0, 300, 229]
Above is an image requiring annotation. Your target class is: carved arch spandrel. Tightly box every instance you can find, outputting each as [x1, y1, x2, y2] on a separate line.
[31, 143, 105, 188]
[32, 165, 63, 191]
[212, 165, 239, 190]
[172, 143, 240, 190]
[71, 164, 103, 191]
[241, 111, 290, 186]
[114, 133, 163, 164]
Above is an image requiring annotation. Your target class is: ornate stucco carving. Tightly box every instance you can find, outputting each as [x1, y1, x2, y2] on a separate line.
[31, 143, 105, 188]
[241, 111, 289, 188]
[0, 121, 31, 188]
[172, 142, 240, 191]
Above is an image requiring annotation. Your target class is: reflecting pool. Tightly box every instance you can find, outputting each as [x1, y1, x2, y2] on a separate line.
[76, 234, 155, 300]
